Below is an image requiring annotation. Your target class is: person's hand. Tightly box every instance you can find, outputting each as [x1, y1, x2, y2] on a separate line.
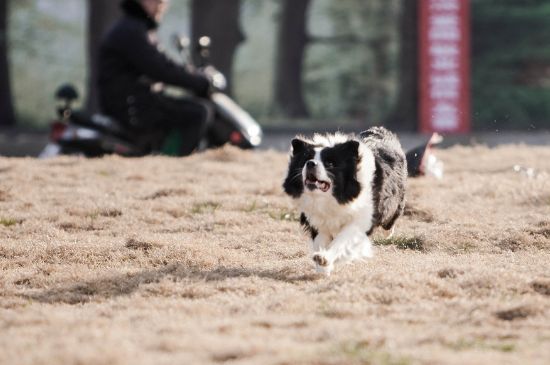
[193, 72, 211, 98]
[201, 66, 227, 92]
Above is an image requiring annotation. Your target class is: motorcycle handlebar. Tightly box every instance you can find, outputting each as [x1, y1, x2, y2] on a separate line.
[171, 34, 224, 93]
[201, 65, 227, 92]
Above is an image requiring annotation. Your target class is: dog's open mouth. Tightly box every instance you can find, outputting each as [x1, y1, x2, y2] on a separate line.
[305, 176, 331, 192]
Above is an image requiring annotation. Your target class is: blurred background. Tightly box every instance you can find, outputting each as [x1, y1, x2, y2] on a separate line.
[1, 0, 550, 134]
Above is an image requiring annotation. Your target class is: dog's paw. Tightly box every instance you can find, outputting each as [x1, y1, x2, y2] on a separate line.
[312, 253, 328, 267]
[315, 263, 333, 276]
[313, 253, 334, 276]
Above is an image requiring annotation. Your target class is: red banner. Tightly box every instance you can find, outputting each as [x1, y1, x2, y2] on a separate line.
[419, 0, 470, 133]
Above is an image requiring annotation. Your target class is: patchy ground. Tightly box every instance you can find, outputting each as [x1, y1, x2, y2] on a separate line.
[0, 145, 549, 365]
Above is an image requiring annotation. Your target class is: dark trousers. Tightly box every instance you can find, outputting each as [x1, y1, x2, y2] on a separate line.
[153, 96, 212, 155]
[110, 91, 213, 156]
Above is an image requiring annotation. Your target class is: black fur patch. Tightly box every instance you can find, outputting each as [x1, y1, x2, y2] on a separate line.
[283, 139, 315, 198]
[370, 159, 384, 230]
[300, 213, 318, 240]
[321, 140, 361, 204]
[378, 148, 396, 169]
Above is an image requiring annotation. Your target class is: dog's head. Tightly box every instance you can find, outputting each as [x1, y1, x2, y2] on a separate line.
[283, 134, 363, 204]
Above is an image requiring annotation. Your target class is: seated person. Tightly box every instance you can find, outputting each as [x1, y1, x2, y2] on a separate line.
[98, 0, 211, 155]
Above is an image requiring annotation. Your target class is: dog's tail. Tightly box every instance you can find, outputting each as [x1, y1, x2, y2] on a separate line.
[359, 126, 395, 141]
[405, 133, 443, 177]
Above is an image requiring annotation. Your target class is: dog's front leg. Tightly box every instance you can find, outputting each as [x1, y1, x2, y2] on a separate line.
[313, 225, 372, 275]
[311, 232, 331, 252]
[311, 232, 331, 273]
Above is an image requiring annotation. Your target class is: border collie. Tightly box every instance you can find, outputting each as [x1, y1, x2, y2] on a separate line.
[283, 127, 407, 275]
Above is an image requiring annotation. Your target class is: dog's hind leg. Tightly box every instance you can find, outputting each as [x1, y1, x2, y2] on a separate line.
[380, 201, 404, 239]
[382, 225, 395, 239]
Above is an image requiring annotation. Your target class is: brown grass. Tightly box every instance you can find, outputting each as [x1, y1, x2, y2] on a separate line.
[1, 145, 550, 365]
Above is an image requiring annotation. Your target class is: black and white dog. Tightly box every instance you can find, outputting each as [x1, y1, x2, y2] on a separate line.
[283, 127, 407, 275]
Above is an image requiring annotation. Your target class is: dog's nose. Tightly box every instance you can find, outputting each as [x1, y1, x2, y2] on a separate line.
[306, 160, 317, 169]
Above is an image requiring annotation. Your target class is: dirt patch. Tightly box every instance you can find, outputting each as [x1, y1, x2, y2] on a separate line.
[125, 238, 162, 251]
[98, 208, 123, 217]
[13, 278, 32, 286]
[374, 235, 426, 251]
[0, 189, 11, 201]
[437, 268, 463, 279]
[497, 234, 528, 252]
[211, 351, 254, 363]
[528, 221, 550, 239]
[531, 280, 550, 296]
[494, 305, 537, 321]
[403, 204, 435, 223]
[58, 221, 103, 232]
[143, 188, 189, 200]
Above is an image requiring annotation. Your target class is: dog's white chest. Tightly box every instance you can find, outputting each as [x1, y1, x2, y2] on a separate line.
[298, 194, 355, 236]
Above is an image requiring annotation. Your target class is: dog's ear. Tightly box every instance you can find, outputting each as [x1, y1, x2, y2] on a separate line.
[331, 140, 361, 204]
[291, 138, 312, 156]
[340, 140, 360, 158]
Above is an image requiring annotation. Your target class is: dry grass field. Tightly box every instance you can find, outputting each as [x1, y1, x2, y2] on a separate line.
[1, 144, 549, 365]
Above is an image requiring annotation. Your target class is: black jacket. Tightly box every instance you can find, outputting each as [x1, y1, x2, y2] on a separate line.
[98, 0, 210, 122]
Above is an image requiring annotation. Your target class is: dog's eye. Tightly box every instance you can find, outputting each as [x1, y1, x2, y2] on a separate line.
[325, 161, 334, 168]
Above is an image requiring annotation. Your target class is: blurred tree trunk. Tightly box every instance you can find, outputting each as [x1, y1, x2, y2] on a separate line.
[86, 1, 120, 113]
[0, 0, 15, 126]
[274, 0, 311, 118]
[364, 0, 399, 124]
[385, 0, 417, 131]
[191, 0, 244, 96]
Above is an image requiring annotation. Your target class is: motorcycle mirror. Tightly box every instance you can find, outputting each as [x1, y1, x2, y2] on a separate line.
[55, 84, 79, 102]
[172, 34, 190, 52]
[198, 36, 211, 49]
[197, 36, 211, 66]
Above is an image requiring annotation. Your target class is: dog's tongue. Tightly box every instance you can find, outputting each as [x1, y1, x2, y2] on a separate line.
[318, 181, 330, 192]
[305, 176, 330, 192]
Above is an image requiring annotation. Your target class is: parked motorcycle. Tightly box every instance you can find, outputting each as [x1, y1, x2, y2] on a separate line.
[40, 36, 262, 158]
